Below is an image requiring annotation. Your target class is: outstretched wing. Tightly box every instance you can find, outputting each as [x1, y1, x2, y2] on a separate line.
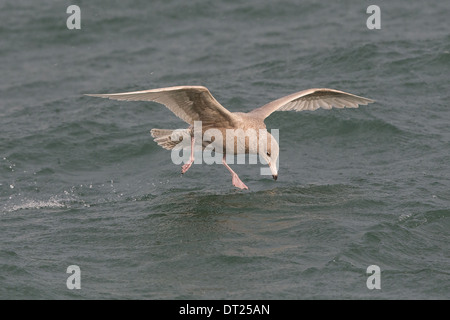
[86, 86, 236, 128]
[249, 88, 374, 119]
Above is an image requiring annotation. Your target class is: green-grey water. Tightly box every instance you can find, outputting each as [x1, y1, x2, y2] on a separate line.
[1, 0, 449, 299]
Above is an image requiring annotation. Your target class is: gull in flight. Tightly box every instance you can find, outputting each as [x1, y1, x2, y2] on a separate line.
[86, 86, 374, 190]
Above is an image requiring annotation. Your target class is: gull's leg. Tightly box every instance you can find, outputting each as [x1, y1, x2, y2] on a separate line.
[181, 136, 195, 174]
[222, 155, 248, 190]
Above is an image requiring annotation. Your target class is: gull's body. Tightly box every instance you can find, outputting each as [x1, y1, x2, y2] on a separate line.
[87, 86, 374, 189]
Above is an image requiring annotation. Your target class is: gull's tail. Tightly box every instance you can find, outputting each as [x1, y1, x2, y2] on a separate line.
[150, 128, 190, 150]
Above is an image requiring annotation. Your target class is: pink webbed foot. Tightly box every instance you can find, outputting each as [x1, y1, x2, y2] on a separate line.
[181, 136, 195, 174]
[181, 161, 192, 174]
[222, 155, 248, 190]
[232, 173, 249, 190]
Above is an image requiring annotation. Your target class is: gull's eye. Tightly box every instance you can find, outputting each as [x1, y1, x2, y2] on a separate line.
[267, 152, 271, 157]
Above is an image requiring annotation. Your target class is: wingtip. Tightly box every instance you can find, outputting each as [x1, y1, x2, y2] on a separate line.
[84, 93, 108, 98]
[359, 96, 375, 105]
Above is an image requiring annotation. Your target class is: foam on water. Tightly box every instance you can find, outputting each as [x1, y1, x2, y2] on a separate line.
[5, 198, 66, 212]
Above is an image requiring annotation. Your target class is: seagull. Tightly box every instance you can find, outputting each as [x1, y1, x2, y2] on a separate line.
[86, 86, 374, 190]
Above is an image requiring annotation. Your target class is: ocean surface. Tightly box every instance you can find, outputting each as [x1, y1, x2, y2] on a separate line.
[1, 0, 449, 299]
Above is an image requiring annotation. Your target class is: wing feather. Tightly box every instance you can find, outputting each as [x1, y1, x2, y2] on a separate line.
[249, 88, 374, 119]
[86, 86, 236, 128]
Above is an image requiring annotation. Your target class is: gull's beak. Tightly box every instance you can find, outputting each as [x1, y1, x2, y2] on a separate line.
[269, 161, 278, 181]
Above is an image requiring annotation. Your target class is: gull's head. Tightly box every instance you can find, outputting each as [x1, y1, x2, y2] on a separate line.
[260, 132, 279, 180]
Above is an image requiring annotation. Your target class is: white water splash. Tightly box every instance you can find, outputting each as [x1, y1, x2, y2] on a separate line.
[4, 197, 67, 213]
